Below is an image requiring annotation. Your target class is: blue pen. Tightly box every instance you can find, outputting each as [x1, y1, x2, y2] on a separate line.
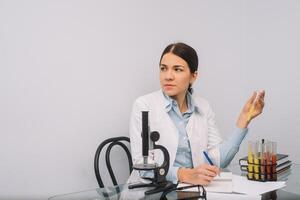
[203, 151, 214, 165]
[203, 151, 220, 176]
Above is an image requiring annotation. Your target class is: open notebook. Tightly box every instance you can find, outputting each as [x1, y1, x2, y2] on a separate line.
[178, 172, 233, 193]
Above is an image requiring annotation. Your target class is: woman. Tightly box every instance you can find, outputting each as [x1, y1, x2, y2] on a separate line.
[129, 42, 265, 185]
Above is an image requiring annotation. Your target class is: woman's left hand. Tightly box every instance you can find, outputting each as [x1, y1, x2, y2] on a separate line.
[237, 90, 265, 128]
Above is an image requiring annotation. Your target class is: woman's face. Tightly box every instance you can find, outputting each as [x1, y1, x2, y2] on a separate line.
[159, 53, 197, 99]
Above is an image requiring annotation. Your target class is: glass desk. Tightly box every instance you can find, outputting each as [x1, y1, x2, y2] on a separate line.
[49, 164, 300, 200]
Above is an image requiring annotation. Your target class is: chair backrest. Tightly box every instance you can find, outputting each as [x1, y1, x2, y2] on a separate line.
[94, 136, 133, 188]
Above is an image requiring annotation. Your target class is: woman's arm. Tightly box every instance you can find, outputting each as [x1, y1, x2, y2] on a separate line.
[220, 91, 265, 168]
[219, 127, 248, 168]
[178, 91, 265, 184]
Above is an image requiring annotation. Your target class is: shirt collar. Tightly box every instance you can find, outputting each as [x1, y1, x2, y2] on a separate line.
[162, 91, 200, 114]
[163, 91, 176, 112]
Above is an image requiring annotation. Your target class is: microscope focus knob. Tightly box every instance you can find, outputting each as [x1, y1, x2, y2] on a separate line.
[150, 131, 160, 142]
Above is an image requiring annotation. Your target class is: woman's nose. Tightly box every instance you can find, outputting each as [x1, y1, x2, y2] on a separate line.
[165, 70, 174, 80]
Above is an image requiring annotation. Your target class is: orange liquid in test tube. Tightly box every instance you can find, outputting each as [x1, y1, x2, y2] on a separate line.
[260, 142, 266, 181]
[271, 142, 277, 181]
[266, 141, 272, 180]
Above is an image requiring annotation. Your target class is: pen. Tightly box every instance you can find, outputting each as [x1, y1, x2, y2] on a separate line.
[203, 151, 214, 165]
[203, 151, 220, 177]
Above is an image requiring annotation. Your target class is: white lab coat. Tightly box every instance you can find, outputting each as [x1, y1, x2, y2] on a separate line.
[129, 90, 222, 179]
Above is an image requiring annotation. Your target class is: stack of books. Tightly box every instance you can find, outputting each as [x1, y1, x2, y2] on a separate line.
[239, 154, 292, 181]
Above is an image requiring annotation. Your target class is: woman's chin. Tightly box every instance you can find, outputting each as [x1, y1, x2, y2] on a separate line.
[163, 90, 177, 97]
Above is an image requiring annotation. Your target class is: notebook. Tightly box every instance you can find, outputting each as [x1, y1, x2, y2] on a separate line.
[178, 172, 233, 193]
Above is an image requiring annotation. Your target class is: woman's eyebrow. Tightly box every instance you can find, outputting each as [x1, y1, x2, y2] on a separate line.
[160, 64, 184, 68]
[173, 65, 184, 68]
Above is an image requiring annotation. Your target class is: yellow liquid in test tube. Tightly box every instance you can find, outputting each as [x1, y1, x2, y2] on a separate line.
[247, 91, 262, 122]
[247, 105, 255, 122]
[253, 141, 260, 180]
[248, 141, 254, 179]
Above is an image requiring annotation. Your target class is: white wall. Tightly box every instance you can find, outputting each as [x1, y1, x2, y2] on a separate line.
[1, 0, 299, 199]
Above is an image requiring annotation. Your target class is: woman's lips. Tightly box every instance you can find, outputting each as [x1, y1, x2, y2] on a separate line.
[164, 84, 175, 90]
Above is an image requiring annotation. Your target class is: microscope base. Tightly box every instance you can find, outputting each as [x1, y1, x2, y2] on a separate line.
[128, 180, 176, 195]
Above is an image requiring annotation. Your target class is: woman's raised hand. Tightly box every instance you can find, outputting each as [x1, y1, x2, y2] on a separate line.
[237, 90, 265, 129]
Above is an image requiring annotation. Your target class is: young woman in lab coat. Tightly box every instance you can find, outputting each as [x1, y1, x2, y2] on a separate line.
[129, 42, 265, 185]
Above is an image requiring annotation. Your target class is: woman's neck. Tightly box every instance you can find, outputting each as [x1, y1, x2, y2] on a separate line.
[174, 93, 188, 113]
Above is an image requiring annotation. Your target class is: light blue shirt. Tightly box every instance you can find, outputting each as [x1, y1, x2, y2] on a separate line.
[163, 92, 248, 182]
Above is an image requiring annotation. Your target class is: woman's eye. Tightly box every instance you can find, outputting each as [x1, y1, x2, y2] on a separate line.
[175, 68, 183, 72]
[160, 66, 166, 71]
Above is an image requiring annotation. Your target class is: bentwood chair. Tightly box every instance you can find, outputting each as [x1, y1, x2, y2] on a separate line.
[94, 136, 133, 188]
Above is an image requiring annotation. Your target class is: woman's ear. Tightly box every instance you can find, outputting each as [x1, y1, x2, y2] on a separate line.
[191, 71, 198, 83]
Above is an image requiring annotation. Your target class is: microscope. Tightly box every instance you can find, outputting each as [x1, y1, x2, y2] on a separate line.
[128, 111, 176, 195]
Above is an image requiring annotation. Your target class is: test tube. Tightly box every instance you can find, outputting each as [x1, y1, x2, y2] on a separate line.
[266, 141, 272, 180]
[253, 140, 260, 180]
[247, 141, 254, 179]
[271, 142, 277, 181]
[260, 140, 267, 181]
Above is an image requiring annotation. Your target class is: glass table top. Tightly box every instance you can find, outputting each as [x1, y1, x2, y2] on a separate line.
[49, 163, 300, 200]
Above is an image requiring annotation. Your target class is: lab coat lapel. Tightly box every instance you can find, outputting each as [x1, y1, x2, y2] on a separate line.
[186, 111, 208, 167]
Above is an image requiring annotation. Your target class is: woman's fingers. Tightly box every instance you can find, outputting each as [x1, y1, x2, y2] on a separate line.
[196, 164, 220, 177]
[249, 90, 265, 106]
[247, 91, 257, 106]
[204, 163, 220, 174]
[255, 90, 265, 105]
[247, 90, 266, 117]
[195, 177, 210, 186]
[253, 91, 265, 115]
[242, 91, 257, 113]
[257, 99, 265, 110]
[198, 173, 214, 182]
[259, 90, 265, 99]
[197, 168, 216, 177]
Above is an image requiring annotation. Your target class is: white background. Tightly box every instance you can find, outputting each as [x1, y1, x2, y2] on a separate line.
[1, 0, 299, 199]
